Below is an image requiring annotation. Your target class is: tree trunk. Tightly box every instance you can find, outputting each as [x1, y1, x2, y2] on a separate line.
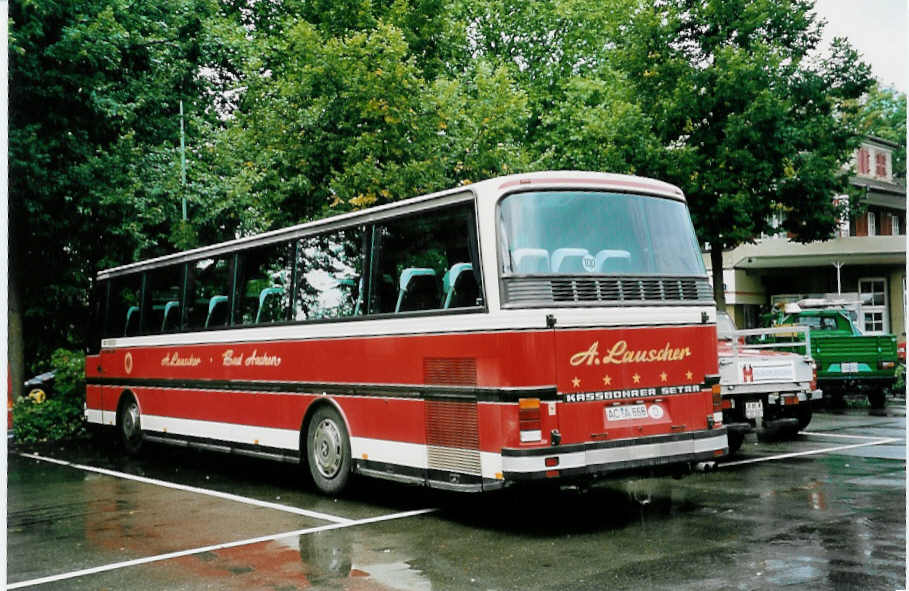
[710, 244, 726, 312]
[8, 214, 24, 401]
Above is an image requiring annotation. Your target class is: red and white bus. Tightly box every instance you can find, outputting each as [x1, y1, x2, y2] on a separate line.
[86, 171, 727, 494]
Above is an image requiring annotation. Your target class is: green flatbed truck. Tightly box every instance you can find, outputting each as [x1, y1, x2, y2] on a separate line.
[761, 306, 898, 408]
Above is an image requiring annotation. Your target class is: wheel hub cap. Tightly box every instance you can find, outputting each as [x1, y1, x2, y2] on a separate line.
[123, 403, 140, 439]
[313, 419, 342, 478]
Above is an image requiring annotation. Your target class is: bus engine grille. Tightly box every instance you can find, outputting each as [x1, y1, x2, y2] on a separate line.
[502, 276, 713, 306]
[425, 399, 482, 476]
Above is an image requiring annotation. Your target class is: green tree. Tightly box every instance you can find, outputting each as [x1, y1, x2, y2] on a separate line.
[454, 0, 657, 175]
[9, 0, 247, 387]
[614, 0, 873, 308]
[855, 82, 906, 179]
[218, 14, 529, 227]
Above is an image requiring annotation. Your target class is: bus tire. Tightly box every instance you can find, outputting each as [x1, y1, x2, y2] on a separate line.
[117, 393, 144, 456]
[306, 405, 351, 495]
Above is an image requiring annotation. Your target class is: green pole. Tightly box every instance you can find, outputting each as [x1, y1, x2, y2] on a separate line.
[180, 100, 187, 221]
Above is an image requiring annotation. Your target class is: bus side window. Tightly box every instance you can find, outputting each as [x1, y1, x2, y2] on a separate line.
[235, 242, 292, 326]
[186, 256, 232, 330]
[369, 202, 480, 315]
[294, 227, 365, 321]
[144, 265, 186, 334]
[104, 274, 142, 339]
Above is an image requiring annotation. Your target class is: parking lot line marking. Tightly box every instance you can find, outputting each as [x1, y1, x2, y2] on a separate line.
[17, 452, 354, 524]
[6, 508, 436, 590]
[719, 437, 902, 468]
[799, 431, 897, 441]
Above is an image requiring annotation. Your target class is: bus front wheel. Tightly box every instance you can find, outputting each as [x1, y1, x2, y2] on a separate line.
[117, 394, 144, 456]
[306, 406, 351, 495]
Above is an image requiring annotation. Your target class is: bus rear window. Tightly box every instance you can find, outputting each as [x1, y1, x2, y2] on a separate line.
[498, 191, 705, 277]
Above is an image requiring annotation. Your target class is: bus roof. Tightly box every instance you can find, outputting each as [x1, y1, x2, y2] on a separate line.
[97, 171, 686, 279]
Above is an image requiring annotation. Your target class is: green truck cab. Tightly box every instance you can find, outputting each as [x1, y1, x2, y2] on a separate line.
[761, 306, 898, 408]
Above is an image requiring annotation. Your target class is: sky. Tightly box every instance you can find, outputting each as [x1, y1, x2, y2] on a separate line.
[813, 0, 907, 93]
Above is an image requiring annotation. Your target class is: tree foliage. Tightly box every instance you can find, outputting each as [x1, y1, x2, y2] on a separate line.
[9, 0, 247, 370]
[612, 0, 873, 305]
[11, 349, 86, 444]
[217, 8, 530, 226]
[10, 0, 889, 374]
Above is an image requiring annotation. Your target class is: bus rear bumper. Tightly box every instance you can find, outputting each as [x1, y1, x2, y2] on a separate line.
[501, 428, 728, 481]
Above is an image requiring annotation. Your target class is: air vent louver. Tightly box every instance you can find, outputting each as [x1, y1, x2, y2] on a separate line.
[503, 275, 713, 306]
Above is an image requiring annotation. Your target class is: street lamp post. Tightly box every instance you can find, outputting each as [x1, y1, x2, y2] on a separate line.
[180, 100, 187, 221]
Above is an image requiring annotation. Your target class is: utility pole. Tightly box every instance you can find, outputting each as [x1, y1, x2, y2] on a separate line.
[180, 100, 187, 221]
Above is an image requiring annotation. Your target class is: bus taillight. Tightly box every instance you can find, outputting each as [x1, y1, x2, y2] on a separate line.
[711, 384, 722, 411]
[518, 398, 542, 442]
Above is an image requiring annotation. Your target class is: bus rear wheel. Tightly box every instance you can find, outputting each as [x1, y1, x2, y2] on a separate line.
[306, 406, 351, 495]
[118, 394, 144, 456]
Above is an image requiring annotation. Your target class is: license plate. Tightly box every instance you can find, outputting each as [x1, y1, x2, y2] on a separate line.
[606, 405, 648, 421]
[841, 362, 859, 373]
[745, 401, 763, 419]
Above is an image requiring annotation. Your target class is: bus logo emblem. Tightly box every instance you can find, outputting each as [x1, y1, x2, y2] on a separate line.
[582, 255, 596, 272]
[124, 352, 133, 375]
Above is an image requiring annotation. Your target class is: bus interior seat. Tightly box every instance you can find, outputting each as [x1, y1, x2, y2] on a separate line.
[442, 263, 479, 309]
[594, 249, 632, 273]
[551, 248, 591, 273]
[206, 295, 229, 328]
[512, 248, 550, 273]
[162, 301, 181, 332]
[256, 287, 285, 323]
[396, 268, 439, 313]
[124, 306, 140, 337]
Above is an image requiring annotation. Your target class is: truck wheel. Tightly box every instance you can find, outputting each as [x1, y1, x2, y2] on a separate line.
[827, 388, 845, 412]
[797, 403, 813, 431]
[868, 389, 886, 410]
[727, 431, 744, 455]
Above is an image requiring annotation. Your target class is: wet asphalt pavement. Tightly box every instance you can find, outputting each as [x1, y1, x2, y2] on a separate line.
[7, 404, 906, 590]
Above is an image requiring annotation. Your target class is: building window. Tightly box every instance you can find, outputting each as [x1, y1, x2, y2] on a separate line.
[859, 277, 888, 334]
[867, 211, 876, 236]
[857, 147, 871, 175]
[864, 311, 885, 333]
[875, 152, 888, 178]
[892, 213, 901, 236]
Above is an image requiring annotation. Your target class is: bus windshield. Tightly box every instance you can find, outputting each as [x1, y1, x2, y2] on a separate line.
[499, 191, 705, 276]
